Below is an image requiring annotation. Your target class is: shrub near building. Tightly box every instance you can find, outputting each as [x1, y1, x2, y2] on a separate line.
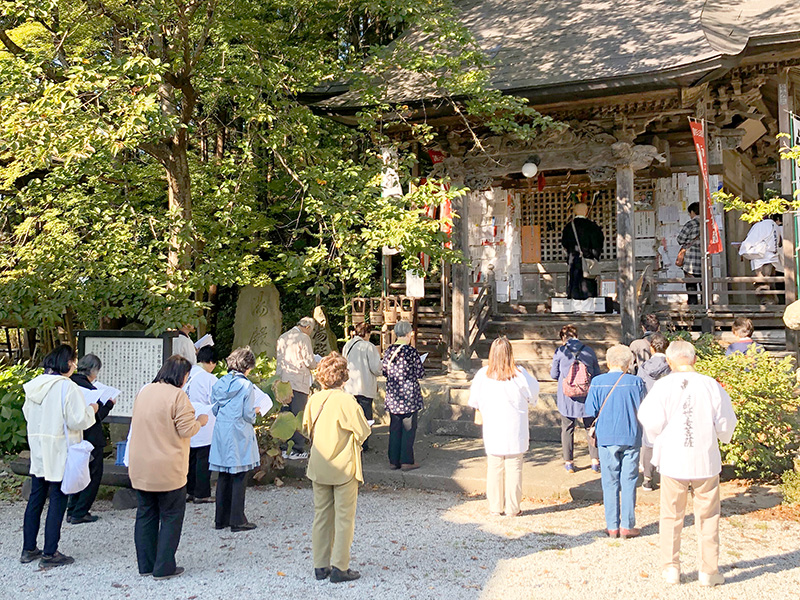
[696, 347, 800, 478]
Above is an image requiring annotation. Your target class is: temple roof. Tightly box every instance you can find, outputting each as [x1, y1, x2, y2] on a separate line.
[317, 0, 800, 111]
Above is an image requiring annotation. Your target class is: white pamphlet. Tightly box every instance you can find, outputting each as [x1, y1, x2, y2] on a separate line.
[313, 354, 323, 364]
[81, 381, 121, 406]
[419, 352, 429, 364]
[367, 420, 375, 427]
[194, 333, 214, 350]
[194, 403, 215, 416]
[253, 386, 274, 415]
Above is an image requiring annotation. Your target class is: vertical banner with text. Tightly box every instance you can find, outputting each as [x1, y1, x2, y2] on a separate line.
[689, 118, 723, 254]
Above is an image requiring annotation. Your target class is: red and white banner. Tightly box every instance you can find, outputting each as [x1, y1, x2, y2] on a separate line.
[688, 118, 723, 254]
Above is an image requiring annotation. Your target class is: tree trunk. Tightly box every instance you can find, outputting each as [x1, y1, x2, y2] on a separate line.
[165, 147, 193, 274]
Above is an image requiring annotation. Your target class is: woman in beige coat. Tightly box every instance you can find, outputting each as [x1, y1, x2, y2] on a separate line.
[128, 355, 208, 580]
[303, 353, 370, 584]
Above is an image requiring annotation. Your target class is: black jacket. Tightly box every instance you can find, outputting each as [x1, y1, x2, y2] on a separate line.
[560, 217, 604, 260]
[70, 373, 113, 450]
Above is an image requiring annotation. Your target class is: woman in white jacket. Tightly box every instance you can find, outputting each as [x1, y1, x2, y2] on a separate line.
[468, 337, 539, 516]
[21, 345, 97, 568]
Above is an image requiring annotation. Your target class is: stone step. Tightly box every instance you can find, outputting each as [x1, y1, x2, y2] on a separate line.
[474, 338, 619, 360]
[485, 320, 623, 342]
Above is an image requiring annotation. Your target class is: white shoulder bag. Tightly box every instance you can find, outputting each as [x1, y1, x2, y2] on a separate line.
[571, 220, 601, 279]
[60, 381, 94, 495]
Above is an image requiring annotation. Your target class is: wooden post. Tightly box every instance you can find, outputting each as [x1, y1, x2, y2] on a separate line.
[450, 190, 471, 371]
[778, 71, 798, 355]
[616, 164, 637, 344]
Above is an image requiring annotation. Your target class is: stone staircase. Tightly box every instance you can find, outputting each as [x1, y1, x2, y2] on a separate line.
[430, 305, 624, 441]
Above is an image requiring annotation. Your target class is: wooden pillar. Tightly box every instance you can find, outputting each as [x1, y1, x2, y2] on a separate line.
[778, 72, 798, 356]
[450, 190, 471, 371]
[616, 164, 637, 344]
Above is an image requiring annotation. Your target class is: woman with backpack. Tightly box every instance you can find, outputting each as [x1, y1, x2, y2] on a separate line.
[550, 325, 601, 473]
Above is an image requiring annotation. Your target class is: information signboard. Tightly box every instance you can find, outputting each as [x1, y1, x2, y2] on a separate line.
[77, 331, 176, 421]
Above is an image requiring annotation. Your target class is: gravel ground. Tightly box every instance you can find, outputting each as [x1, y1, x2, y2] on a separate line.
[1, 482, 799, 600]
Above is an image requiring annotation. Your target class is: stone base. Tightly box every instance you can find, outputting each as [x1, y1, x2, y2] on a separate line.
[112, 487, 138, 510]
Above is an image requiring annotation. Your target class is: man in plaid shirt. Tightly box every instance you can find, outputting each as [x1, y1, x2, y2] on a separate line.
[677, 202, 702, 305]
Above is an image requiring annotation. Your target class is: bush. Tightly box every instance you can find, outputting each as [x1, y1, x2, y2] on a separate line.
[782, 466, 800, 505]
[696, 348, 800, 478]
[0, 364, 40, 456]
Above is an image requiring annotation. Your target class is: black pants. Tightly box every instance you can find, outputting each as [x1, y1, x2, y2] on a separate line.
[567, 253, 598, 299]
[354, 395, 373, 451]
[134, 487, 186, 577]
[187, 446, 212, 499]
[23, 476, 68, 556]
[281, 390, 308, 453]
[388, 411, 418, 467]
[67, 444, 104, 520]
[215, 471, 248, 528]
[684, 271, 700, 305]
[560, 415, 599, 462]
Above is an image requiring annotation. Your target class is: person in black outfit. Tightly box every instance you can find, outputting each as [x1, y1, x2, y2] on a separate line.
[68, 354, 115, 524]
[560, 202, 604, 299]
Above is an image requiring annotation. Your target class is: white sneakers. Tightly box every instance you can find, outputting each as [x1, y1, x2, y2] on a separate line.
[662, 567, 680, 585]
[662, 567, 724, 587]
[699, 571, 725, 587]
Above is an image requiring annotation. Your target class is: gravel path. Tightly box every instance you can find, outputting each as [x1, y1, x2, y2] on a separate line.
[1, 482, 799, 600]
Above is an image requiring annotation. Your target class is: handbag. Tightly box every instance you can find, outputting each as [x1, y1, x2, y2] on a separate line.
[675, 247, 687, 268]
[59, 381, 94, 495]
[587, 372, 625, 448]
[571, 221, 601, 278]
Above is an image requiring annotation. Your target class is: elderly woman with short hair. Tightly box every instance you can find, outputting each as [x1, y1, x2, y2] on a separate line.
[382, 320, 425, 471]
[585, 345, 646, 539]
[303, 352, 370, 583]
[209, 346, 260, 532]
[67, 354, 115, 524]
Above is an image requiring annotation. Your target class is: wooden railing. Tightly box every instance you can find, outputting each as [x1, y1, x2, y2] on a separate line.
[647, 276, 786, 308]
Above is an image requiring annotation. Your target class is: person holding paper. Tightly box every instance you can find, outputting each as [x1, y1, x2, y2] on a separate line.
[66, 354, 115, 524]
[276, 317, 318, 459]
[209, 347, 260, 532]
[128, 355, 207, 579]
[342, 322, 382, 451]
[21, 345, 99, 568]
[382, 320, 425, 471]
[172, 323, 197, 365]
[184, 346, 219, 504]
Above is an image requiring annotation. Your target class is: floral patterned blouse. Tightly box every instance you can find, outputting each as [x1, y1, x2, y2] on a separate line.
[381, 344, 425, 414]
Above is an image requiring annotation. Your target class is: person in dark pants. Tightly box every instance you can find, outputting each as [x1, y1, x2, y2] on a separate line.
[677, 203, 702, 305]
[210, 347, 260, 532]
[67, 354, 115, 524]
[560, 202, 604, 299]
[184, 346, 219, 503]
[342, 322, 382, 451]
[21, 345, 98, 567]
[128, 355, 206, 579]
[382, 320, 425, 471]
[550, 325, 601, 473]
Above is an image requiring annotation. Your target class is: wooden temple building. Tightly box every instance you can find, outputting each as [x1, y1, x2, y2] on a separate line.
[317, 0, 800, 375]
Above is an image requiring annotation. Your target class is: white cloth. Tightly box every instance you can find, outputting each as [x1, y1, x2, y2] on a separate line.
[276, 326, 316, 394]
[468, 366, 540, 456]
[22, 375, 96, 482]
[638, 371, 737, 480]
[741, 219, 782, 270]
[342, 336, 382, 398]
[184, 365, 218, 448]
[172, 333, 197, 365]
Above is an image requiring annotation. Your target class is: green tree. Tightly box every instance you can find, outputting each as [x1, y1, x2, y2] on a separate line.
[0, 1, 552, 340]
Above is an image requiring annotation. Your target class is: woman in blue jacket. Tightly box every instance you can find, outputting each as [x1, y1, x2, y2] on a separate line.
[550, 325, 601, 473]
[210, 347, 260, 532]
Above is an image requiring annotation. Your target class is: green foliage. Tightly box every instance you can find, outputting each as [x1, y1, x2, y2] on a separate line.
[0, 471, 25, 502]
[781, 466, 800, 505]
[696, 348, 800, 478]
[663, 331, 723, 360]
[0, 363, 40, 456]
[0, 0, 549, 341]
[714, 189, 800, 223]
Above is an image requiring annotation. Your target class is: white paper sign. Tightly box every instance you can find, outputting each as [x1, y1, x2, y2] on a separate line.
[406, 270, 425, 298]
